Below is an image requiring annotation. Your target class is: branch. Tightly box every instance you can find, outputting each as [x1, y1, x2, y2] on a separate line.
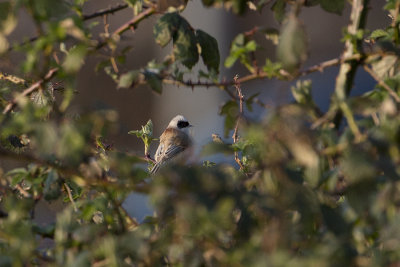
[95, 6, 157, 50]
[82, 3, 129, 20]
[163, 54, 366, 90]
[363, 65, 400, 103]
[232, 75, 246, 172]
[329, 0, 370, 140]
[2, 68, 59, 114]
[9, 3, 131, 51]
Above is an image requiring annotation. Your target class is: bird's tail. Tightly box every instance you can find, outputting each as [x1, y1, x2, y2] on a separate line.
[150, 162, 161, 175]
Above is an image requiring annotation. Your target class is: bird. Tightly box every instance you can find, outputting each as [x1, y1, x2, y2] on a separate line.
[150, 115, 192, 174]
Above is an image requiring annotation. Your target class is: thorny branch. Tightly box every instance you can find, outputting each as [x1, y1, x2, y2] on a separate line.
[232, 75, 246, 172]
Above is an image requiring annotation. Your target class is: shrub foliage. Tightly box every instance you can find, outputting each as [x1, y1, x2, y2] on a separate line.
[1, 0, 400, 266]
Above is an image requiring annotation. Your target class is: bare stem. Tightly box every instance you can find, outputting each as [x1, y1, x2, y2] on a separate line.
[232, 75, 246, 172]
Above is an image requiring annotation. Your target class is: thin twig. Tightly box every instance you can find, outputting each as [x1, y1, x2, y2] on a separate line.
[64, 183, 78, 212]
[363, 65, 400, 103]
[96, 6, 156, 50]
[232, 75, 246, 172]
[82, 3, 129, 20]
[2, 68, 59, 114]
[9, 3, 131, 51]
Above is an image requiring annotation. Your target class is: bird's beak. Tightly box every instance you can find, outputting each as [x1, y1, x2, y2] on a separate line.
[189, 124, 194, 127]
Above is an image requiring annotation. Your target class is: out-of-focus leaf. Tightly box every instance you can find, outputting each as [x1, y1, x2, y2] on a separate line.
[118, 70, 140, 89]
[340, 147, 377, 183]
[271, 0, 286, 23]
[291, 79, 314, 106]
[277, 14, 308, 73]
[158, 0, 188, 12]
[7, 168, 28, 186]
[225, 34, 257, 71]
[0, 1, 17, 35]
[245, 92, 259, 112]
[196, 30, 220, 73]
[320, 0, 345, 15]
[201, 142, 234, 156]
[371, 55, 398, 80]
[219, 100, 238, 137]
[31, 0, 70, 21]
[144, 71, 162, 93]
[44, 170, 61, 201]
[370, 29, 389, 40]
[321, 204, 350, 236]
[62, 45, 87, 73]
[305, 0, 320, 6]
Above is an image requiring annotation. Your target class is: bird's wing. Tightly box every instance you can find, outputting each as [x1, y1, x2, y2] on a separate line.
[150, 144, 186, 174]
[154, 142, 164, 163]
[162, 145, 185, 161]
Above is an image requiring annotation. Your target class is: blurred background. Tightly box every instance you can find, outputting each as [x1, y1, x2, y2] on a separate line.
[1, 0, 389, 221]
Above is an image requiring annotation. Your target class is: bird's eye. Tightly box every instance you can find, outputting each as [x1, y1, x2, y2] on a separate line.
[177, 121, 189, 128]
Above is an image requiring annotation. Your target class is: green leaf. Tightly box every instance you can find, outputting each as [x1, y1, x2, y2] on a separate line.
[173, 20, 199, 68]
[118, 70, 140, 89]
[232, 0, 247, 15]
[153, 12, 199, 68]
[196, 30, 220, 73]
[62, 45, 87, 73]
[245, 92, 259, 112]
[219, 100, 238, 137]
[224, 34, 258, 71]
[153, 12, 180, 47]
[144, 71, 162, 93]
[291, 79, 313, 105]
[128, 119, 155, 155]
[271, 0, 286, 23]
[370, 29, 389, 40]
[44, 170, 61, 201]
[201, 142, 234, 156]
[321, 204, 350, 237]
[0, 1, 17, 35]
[7, 168, 28, 186]
[320, 0, 345, 15]
[305, 0, 320, 6]
[277, 14, 308, 74]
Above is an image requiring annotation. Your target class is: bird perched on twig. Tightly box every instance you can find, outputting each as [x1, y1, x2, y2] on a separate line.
[150, 115, 192, 174]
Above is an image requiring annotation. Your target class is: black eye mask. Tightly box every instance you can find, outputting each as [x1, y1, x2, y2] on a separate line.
[177, 120, 189, 128]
